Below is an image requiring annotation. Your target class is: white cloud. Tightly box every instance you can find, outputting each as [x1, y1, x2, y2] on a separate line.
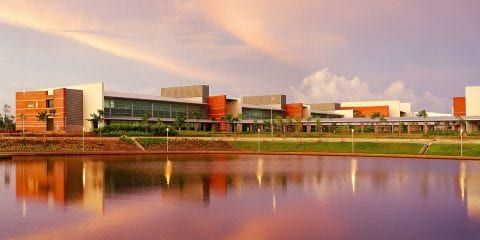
[290, 68, 449, 112]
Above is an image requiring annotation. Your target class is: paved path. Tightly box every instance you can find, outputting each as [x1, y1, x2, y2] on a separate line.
[1, 135, 477, 144]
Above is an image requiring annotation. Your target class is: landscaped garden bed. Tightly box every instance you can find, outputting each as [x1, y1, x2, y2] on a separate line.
[0, 139, 139, 152]
[137, 138, 237, 151]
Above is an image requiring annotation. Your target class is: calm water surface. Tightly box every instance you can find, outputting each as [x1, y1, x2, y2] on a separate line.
[1, 154, 480, 240]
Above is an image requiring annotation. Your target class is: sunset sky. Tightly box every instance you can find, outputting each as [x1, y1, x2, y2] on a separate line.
[1, 0, 479, 112]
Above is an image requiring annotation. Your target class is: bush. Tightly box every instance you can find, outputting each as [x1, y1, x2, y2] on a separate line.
[101, 122, 177, 136]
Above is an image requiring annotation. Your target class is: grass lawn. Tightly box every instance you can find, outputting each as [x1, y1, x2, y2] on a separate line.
[233, 141, 424, 155]
[427, 144, 480, 157]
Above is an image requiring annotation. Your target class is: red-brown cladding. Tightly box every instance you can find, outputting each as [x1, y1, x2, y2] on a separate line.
[453, 97, 466, 116]
[16, 89, 67, 132]
[207, 95, 228, 132]
[207, 95, 227, 120]
[285, 103, 303, 118]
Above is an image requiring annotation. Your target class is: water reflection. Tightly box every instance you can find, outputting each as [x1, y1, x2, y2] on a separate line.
[1, 155, 480, 239]
[15, 157, 104, 213]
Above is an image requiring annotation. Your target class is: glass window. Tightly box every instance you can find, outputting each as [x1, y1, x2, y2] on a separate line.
[133, 100, 152, 117]
[153, 102, 171, 118]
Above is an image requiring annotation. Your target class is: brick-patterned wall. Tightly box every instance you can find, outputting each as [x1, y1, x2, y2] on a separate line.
[16, 89, 69, 132]
[453, 97, 466, 116]
[16, 91, 49, 132]
[285, 103, 303, 118]
[340, 106, 390, 118]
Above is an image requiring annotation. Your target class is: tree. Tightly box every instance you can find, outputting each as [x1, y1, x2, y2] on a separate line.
[353, 110, 365, 118]
[274, 115, 284, 134]
[36, 111, 48, 142]
[225, 114, 233, 132]
[174, 116, 186, 131]
[286, 116, 293, 133]
[87, 109, 105, 130]
[416, 110, 428, 134]
[416, 110, 428, 118]
[315, 118, 322, 134]
[294, 116, 302, 134]
[371, 112, 382, 119]
[2, 103, 11, 130]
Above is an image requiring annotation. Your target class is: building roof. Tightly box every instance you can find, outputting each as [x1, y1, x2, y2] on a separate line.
[104, 91, 207, 105]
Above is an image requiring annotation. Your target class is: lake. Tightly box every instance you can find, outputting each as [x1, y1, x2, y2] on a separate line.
[1, 154, 479, 240]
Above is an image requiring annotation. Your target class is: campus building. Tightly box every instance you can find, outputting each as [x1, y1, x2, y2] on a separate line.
[15, 82, 480, 133]
[452, 86, 480, 132]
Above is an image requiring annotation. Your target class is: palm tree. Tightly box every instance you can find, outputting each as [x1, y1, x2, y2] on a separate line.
[274, 115, 283, 134]
[225, 114, 233, 132]
[286, 116, 293, 133]
[416, 110, 428, 134]
[174, 116, 186, 133]
[2, 103, 11, 130]
[315, 118, 322, 134]
[36, 111, 48, 143]
[294, 116, 302, 142]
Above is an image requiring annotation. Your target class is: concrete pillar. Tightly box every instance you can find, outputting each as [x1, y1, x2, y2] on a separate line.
[307, 125, 311, 133]
[360, 123, 364, 133]
[407, 123, 411, 134]
[466, 121, 480, 133]
[391, 123, 395, 134]
[237, 123, 243, 133]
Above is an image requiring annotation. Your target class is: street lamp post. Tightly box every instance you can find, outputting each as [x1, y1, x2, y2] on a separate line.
[166, 127, 169, 152]
[460, 127, 464, 157]
[351, 128, 355, 153]
[271, 97, 274, 141]
[257, 128, 261, 152]
[22, 113, 25, 139]
[82, 127, 85, 152]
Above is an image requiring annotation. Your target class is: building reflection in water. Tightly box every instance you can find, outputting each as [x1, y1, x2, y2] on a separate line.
[464, 161, 480, 223]
[14, 157, 104, 214]
[8, 155, 480, 225]
[351, 158, 358, 194]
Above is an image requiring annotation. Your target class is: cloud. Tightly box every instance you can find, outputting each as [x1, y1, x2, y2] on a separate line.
[290, 68, 449, 112]
[0, 1, 223, 83]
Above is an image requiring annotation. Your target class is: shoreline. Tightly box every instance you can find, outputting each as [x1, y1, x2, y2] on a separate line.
[1, 150, 479, 161]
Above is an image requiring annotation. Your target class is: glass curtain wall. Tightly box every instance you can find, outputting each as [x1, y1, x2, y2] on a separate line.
[242, 108, 283, 120]
[104, 97, 206, 119]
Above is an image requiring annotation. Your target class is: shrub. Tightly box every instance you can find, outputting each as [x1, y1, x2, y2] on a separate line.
[101, 122, 177, 136]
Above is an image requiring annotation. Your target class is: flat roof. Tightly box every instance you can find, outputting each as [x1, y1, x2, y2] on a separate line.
[104, 91, 206, 105]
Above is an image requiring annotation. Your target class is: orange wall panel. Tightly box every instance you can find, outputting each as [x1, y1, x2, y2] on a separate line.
[340, 106, 390, 118]
[16, 89, 68, 132]
[208, 95, 226, 120]
[16, 91, 49, 132]
[453, 97, 466, 116]
[285, 103, 303, 118]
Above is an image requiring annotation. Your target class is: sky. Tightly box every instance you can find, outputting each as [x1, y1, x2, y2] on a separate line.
[0, 0, 479, 113]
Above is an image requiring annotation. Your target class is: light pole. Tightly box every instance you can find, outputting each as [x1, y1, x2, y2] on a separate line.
[22, 113, 25, 139]
[351, 128, 355, 153]
[270, 97, 274, 141]
[257, 128, 261, 152]
[82, 127, 85, 152]
[166, 127, 169, 152]
[460, 127, 464, 157]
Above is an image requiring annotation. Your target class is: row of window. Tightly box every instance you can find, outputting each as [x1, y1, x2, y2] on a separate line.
[242, 108, 283, 120]
[104, 97, 206, 119]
